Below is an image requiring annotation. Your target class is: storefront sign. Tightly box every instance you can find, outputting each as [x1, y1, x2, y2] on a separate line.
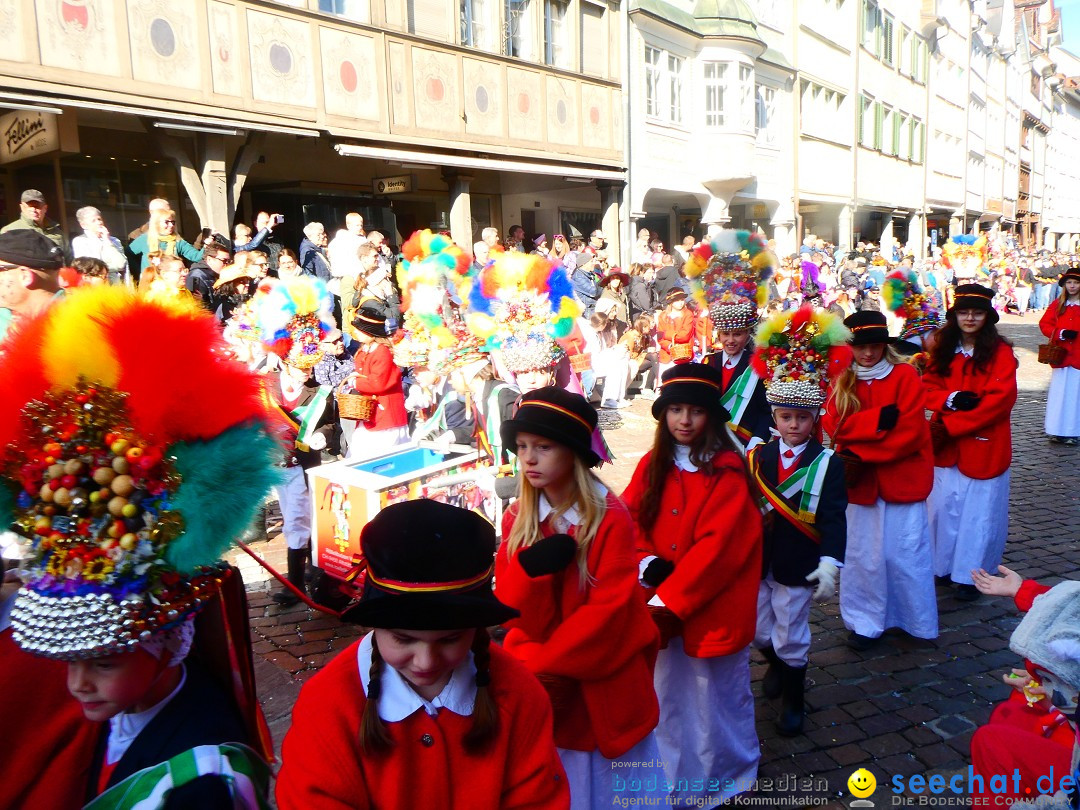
[0, 110, 78, 165]
[373, 174, 413, 195]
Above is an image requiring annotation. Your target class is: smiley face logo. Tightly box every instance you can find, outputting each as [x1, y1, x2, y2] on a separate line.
[848, 768, 877, 798]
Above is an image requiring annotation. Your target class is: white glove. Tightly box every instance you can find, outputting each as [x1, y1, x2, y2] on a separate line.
[306, 432, 327, 452]
[805, 559, 839, 601]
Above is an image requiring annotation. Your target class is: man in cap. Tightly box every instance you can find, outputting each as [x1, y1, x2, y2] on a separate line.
[0, 230, 65, 340]
[1, 189, 69, 260]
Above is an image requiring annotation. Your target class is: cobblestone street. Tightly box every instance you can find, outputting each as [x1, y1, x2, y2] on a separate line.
[232, 315, 1079, 808]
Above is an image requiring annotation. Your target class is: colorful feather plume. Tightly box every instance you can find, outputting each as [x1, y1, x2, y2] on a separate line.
[751, 305, 851, 409]
[883, 269, 944, 340]
[257, 276, 334, 369]
[685, 230, 775, 330]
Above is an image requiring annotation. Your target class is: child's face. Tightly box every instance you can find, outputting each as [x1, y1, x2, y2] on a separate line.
[67, 649, 168, 722]
[772, 407, 816, 446]
[516, 369, 553, 394]
[718, 329, 750, 356]
[665, 403, 708, 446]
[374, 628, 476, 702]
[852, 343, 886, 368]
[514, 431, 576, 493]
[1064, 279, 1080, 296]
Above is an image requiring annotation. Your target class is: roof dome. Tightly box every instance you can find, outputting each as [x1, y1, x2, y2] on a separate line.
[692, 0, 764, 43]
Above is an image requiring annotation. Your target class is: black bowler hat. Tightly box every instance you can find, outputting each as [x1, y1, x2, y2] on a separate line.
[844, 311, 894, 346]
[652, 362, 731, 422]
[351, 305, 388, 338]
[500, 386, 600, 467]
[0, 230, 63, 271]
[340, 500, 519, 630]
[949, 283, 998, 324]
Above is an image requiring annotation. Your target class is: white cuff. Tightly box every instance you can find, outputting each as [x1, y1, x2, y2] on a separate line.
[820, 555, 844, 570]
[638, 555, 658, 587]
[945, 391, 959, 410]
[647, 593, 666, 607]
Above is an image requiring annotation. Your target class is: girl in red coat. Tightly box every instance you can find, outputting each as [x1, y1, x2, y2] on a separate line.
[622, 364, 763, 805]
[923, 284, 1018, 601]
[495, 387, 663, 808]
[824, 311, 938, 649]
[277, 500, 570, 810]
[656, 289, 695, 371]
[345, 305, 409, 459]
[1039, 266, 1080, 444]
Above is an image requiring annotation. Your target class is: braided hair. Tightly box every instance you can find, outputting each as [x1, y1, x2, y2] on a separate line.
[359, 634, 394, 753]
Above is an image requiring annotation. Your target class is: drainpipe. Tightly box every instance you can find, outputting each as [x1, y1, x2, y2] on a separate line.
[622, 2, 633, 268]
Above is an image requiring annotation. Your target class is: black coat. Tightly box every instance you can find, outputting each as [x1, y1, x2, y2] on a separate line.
[87, 662, 253, 809]
[702, 350, 773, 442]
[753, 439, 847, 586]
[628, 275, 655, 319]
[265, 373, 336, 469]
[185, 263, 218, 312]
[652, 265, 682, 305]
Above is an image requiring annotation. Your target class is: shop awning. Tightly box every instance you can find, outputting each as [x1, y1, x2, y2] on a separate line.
[334, 143, 626, 181]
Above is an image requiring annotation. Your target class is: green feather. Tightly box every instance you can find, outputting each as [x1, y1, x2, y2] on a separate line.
[165, 423, 283, 573]
[0, 480, 14, 532]
[769, 332, 789, 347]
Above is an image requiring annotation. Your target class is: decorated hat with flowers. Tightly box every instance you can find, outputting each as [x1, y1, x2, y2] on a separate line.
[258, 276, 334, 369]
[752, 305, 851, 411]
[462, 251, 581, 374]
[883, 269, 944, 340]
[941, 234, 989, 281]
[684, 229, 775, 331]
[0, 286, 279, 660]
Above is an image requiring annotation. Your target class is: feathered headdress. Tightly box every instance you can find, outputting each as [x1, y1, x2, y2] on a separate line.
[684, 230, 775, 331]
[0, 286, 279, 660]
[463, 252, 581, 373]
[752, 305, 851, 410]
[394, 230, 476, 368]
[257, 276, 334, 369]
[883, 270, 944, 340]
[941, 235, 989, 280]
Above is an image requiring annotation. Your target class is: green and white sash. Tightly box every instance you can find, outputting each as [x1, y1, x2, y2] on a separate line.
[754, 448, 833, 524]
[85, 744, 271, 810]
[293, 386, 332, 450]
[719, 366, 760, 427]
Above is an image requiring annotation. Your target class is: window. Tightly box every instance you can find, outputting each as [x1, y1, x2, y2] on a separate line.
[858, 94, 873, 147]
[899, 25, 911, 74]
[882, 105, 894, 154]
[862, 0, 880, 56]
[461, 0, 494, 49]
[504, 0, 533, 59]
[645, 47, 662, 117]
[704, 62, 727, 127]
[910, 117, 925, 163]
[873, 100, 883, 150]
[897, 112, 910, 160]
[580, 3, 606, 76]
[319, 0, 369, 21]
[739, 64, 754, 129]
[543, 0, 570, 68]
[756, 84, 776, 144]
[668, 55, 684, 124]
[911, 37, 928, 83]
[882, 13, 894, 66]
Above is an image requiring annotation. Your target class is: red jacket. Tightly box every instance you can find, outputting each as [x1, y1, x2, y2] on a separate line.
[1039, 302, 1080, 368]
[495, 494, 660, 758]
[822, 363, 934, 504]
[276, 640, 569, 810]
[622, 451, 763, 658]
[922, 340, 1018, 479]
[352, 343, 408, 430]
[657, 309, 695, 364]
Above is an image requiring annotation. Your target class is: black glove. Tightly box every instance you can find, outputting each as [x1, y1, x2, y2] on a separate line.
[517, 533, 577, 578]
[1062, 329, 1078, 341]
[642, 557, 675, 588]
[877, 404, 900, 432]
[951, 391, 980, 411]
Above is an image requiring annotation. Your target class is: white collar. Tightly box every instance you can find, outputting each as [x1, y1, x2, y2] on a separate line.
[537, 480, 608, 530]
[673, 443, 714, 472]
[956, 344, 974, 358]
[854, 358, 894, 381]
[779, 439, 810, 461]
[1066, 300, 1079, 307]
[723, 349, 744, 368]
[357, 632, 477, 722]
[107, 664, 188, 765]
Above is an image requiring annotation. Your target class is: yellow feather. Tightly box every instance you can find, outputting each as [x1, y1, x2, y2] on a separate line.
[41, 285, 125, 390]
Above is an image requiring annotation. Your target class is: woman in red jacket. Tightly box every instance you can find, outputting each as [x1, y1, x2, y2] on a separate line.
[656, 289, 695, 370]
[345, 305, 408, 459]
[277, 500, 570, 810]
[622, 364, 763, 805]
[1039, 266, 1080, 444]
[824, 311, 938, 649]
[495, 387, 663, 807]
[923, 284, 1018, 601]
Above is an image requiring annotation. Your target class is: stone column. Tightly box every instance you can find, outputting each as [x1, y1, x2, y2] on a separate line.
[595, 179, 625, 266]
[949, 211, 964, 238]
[838, 204, 853, 249]
[702, 196, 731, 238]
[908, 211, 925, 259]
[442, 169, 474, 249]
[771, 202, 796, 256]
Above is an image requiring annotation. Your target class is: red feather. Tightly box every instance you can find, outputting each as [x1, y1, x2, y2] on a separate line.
[0, 315, 54, 450]
[750, 347, 769, 378]
[692, 243, 714, 261]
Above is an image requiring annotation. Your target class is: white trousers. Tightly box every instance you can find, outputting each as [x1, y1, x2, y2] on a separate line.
[273, 465, 311, 551]
[1045, 366, 1080, 436]
[561, 733, 665, 810]
[342, 424, 409, 461]
[654, 640, 759, 806]
[754, 575, 813, 666]
[594, 348, 630, 405]
[840, 499, 938, 639]
[927, 466, 1010, 585]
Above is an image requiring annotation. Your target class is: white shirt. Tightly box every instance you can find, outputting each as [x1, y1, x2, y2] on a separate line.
[356, 632, 476, 722]
[778, 438, 809, 470]
[106, 664, 188, 765]
[722, 349, 745, 369]
[537, 480, 609, 533]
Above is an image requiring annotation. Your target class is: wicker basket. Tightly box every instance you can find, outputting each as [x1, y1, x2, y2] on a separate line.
[672, 343, 693, 361]
[929, 418, 950, 456]
[569, 353, 593, 373]
[837, 451, 863, 490]
[1038, 342, 1067, 367]
[648, 605, 683, 650]
[335, 381, 377, 421]
[534, 674, 579, 714]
